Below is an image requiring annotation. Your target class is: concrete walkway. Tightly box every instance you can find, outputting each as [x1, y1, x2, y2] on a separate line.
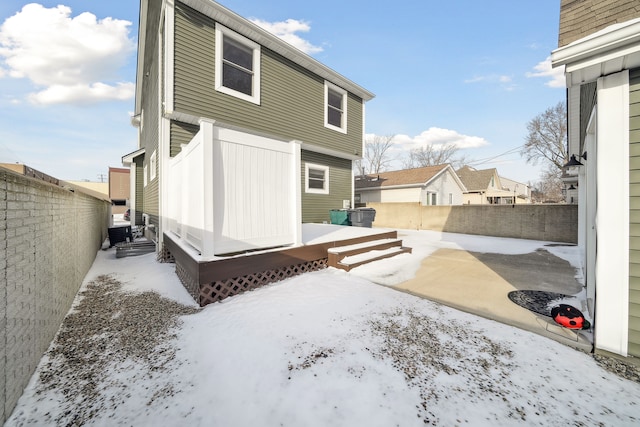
[392, 246, 593, 352]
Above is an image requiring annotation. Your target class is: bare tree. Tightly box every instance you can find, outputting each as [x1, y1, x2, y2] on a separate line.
[522, 101, 568, 201]
[535, 165, 564, 202]
[357, 134, 396, 175]
[522, 101, 568, 170]
[402, 142, 460, 169]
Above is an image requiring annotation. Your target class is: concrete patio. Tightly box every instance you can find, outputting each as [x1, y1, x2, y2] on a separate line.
[390, 235, 593, 352]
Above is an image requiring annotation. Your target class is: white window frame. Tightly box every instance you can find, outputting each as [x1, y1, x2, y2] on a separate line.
[215, 24, 261, 105]
[305, 163, 330, 194]
[324, 81, 347, 133]
[150, 150, 157, 181]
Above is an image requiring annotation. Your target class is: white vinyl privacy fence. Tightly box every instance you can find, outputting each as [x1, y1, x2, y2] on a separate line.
[168, 119, 301, 257]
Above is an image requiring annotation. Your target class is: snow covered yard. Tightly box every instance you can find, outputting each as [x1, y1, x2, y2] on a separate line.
[5, 231, 640, 426]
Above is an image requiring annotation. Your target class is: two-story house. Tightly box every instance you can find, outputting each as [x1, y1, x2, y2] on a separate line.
[123, 0, 374, 257]
[551, 0, 640, 359]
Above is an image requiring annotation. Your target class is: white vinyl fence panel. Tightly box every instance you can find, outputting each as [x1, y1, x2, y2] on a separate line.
[168, 119, 301, 257]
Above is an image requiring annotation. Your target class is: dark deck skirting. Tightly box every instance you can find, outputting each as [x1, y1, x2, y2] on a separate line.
[164, 230, 398, 305]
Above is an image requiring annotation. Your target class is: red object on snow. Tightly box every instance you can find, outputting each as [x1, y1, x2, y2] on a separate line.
[551, 304, 589, 330]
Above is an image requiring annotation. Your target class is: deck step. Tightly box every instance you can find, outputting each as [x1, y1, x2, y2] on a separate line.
[337, 246, 412, 272]
[327, 237, 412, 271]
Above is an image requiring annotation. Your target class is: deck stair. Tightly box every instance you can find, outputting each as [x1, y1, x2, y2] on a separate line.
[327, 236, 412, 272]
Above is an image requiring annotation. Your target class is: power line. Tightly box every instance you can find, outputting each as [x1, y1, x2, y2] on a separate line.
[467, 144, 525, 167]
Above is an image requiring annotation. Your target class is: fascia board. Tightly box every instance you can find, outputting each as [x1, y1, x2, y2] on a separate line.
[356, 183, 422, 192]
[551, 19, 640, 68]
[428, 165, 468, 192]
[122, 147, 146, 164]
[134, 0, 150, 115]
[180, 0, 375, 101]
[300, 141, 361, 161]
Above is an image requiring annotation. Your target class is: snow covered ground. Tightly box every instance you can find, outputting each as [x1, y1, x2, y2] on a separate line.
[5, 229, 640, 426]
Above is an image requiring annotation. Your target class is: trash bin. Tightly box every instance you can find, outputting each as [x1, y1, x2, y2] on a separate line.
[108, 225, 133, 247]
[348, 208, 376, 227]
[329, 209, 350, 226]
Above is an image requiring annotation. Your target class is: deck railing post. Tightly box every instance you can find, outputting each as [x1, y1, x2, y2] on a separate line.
[199, 118, 216, 257]
[291, 140, 302, 246]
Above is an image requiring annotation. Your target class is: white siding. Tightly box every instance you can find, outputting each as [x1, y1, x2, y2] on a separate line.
[594, 70, 630, 356]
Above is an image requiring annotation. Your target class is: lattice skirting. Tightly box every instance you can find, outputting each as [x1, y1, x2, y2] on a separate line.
[159, 246, 175, 263]
[175, 261, 200, 301]
[199, 258, 328, 306]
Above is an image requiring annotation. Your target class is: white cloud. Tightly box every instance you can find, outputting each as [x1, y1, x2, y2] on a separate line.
[464, 74, 516, 91]
[28, 82, 135, 105]
[526, 56, 565, 88]
[250, 18, 323, 55]
[0, 4, 135, 105]
[373, 127, 489, 151]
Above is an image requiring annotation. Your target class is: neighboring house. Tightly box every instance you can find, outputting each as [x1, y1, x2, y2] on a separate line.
[354, 164, 466, 206]
[551, 0, 640, 359]
[66, 180, 109, 198]
[499, 176, 531, 204]
[108, 167, 130, 215]
[456, 166, 529, 204]
[0, 163, 60, 186]
[123, 0, 374, 257]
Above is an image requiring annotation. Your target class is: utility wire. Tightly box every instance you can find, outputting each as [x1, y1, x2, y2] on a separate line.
[466, 144, 525, 167]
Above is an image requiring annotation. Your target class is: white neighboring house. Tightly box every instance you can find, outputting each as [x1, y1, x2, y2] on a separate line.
[551, 0, 640, 359]
[499, 176, 532, 204]
[355, 164, 466, 206]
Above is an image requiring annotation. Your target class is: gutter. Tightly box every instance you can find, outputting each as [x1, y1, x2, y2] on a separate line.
[551, 18, 640, 68]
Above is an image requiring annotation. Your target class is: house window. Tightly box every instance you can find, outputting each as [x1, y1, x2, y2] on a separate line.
[150, 150, 157, 181]
[430, 193, 437, 205]
[215, 25, 261, 104]
[305, 163, 329, 194]
[324, 81, 347, 133]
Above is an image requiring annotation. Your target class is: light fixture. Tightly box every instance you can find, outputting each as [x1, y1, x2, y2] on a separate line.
[568, 184, 576, 190]
[564, 152, 587, 168]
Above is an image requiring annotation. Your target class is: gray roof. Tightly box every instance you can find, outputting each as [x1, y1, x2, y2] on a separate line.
[456, 166, 498, 192]
[356, 165, 450, 189]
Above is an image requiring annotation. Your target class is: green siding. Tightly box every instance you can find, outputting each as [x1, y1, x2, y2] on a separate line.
[137, 0, 163, 228]
[173, 2, 364, 159]
[580, 82, 597, 152]
[134, 156, 145, 225]
[170, 121, 200, 156]
[301, 151, 353, 223]
[629, 67, 640, 357]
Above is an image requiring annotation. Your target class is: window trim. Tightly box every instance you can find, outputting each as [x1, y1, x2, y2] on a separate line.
[324, 81, 347, 133]
[150, 150, 157, 181]
[305, 163, 330, 195]
[215, 24, 261, 105]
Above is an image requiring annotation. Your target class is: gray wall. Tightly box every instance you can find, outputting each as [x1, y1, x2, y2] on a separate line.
[367, 202, 578, 244]
[1, 168, 110, 423]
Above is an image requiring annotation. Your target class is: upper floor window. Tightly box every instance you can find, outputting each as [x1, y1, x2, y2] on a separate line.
[324, 81, 347, 133]
[215, 25, 261, 104]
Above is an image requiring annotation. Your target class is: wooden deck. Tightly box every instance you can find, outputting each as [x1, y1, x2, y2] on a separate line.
[163, 225, 401, 305]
